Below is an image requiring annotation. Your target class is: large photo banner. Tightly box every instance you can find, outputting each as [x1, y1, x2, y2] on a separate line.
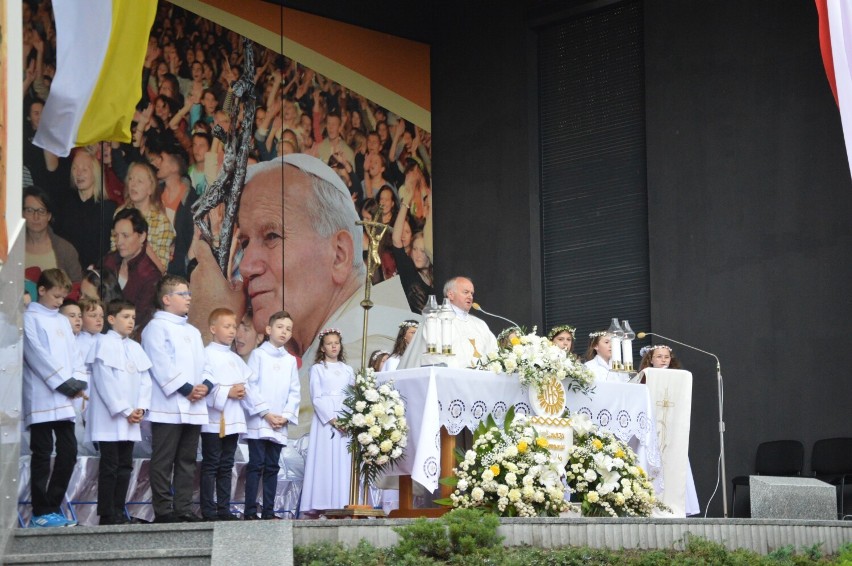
[21, 0, 432, 437]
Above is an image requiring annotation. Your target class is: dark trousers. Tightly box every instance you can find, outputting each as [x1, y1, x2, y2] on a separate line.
[243, 439, 282, 517]
[29, 421, 77, 517]
[200, 433, 238, 518]
[97, 441, 134, 518]
[149, 423, 200, 517]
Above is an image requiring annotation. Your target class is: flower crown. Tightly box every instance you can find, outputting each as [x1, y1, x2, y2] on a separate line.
[548, 325, 576, 341]
[317, 327, 342, 341]
[588, 330, 609, 338]
[497, 326, 523, 342]
[639, 344, 673, 358]
[399, 320, 419, 329]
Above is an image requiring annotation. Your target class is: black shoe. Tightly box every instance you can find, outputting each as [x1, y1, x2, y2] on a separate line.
[243, 513, 260, 520]
[261, 514, 281, 520]
[99, 515, 119, 526]
[113, 513, 131, 525]
[153, 513, 178, 524]
[202, 515, 218, 522]
[176, 513, 203, 523]
[217, 514, 239, 521]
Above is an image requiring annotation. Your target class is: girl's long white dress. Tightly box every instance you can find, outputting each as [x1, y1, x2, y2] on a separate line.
[300, 361, 354, 514]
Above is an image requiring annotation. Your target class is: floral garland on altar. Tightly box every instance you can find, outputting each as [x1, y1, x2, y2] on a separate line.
[565, 415, 669, 517]
[436, 408, 570, 517]
[337, 368, 409, 488]
[477, 328, 595, 395]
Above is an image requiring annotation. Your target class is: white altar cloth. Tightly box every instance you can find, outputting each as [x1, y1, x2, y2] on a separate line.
[565, 382, 664, 493]
[377, 367, 664, 495]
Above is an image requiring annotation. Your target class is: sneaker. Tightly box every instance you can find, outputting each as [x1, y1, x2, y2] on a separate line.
[30, 513, 76, 528]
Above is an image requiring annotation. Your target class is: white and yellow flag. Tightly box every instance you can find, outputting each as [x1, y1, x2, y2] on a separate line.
[34, 0, 157, 157]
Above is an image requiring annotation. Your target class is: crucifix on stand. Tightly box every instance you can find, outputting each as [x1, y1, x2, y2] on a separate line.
[323, 216, 389, 519]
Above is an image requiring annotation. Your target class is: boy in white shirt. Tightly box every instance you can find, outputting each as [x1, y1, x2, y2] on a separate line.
[88, 300, 152, 525]
[200, 308, 252, 521]
[242, 311, 300, 519]
[141, 275, 210, 523]
[23, 269, 88, 528]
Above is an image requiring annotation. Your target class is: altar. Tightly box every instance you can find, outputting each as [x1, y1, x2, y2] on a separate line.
[376, 367, 665, 504]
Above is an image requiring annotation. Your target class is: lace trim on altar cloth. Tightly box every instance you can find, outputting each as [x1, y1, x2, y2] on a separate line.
[435, 398, 665, 495]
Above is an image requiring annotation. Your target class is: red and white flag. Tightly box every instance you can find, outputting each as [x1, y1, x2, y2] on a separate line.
[817, 0, 852, 175]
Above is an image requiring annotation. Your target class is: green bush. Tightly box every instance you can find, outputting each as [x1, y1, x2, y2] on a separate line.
[295, 527, 847, 566]
[391, 507, 504, 562]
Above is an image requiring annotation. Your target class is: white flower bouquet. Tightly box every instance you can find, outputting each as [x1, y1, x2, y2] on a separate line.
[478, 328, 595, 395]
[337, 368, 409, 487]
[565, 415, 668, 517]
[435, 408, 570, 517]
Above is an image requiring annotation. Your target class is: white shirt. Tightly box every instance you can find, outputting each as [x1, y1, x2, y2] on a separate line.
[87, 330, 153, 442]
[381, 355, 401, 372]
[202, 342, 253, 436]
[584, 355, 629, 383]
[141, 311, 208, 425]
[243, 342, 300, 444]
[23, 302, 88, 427]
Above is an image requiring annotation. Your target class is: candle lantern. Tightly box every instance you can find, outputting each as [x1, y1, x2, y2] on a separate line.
[422, 295, 439, 354]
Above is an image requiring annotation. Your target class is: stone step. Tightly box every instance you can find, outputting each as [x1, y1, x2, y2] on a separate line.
[3, 547, 211, 565]
[8, 523, 214, 558]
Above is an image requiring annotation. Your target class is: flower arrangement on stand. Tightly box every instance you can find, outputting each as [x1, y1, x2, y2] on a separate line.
[565, 415, 669, 517]
[478, 327, 595, 395]
[435, 408, 570, 517]
[337, 368, 409, 489]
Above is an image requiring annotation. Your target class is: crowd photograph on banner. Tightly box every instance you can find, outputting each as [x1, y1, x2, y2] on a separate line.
[22, 0, 433, 327]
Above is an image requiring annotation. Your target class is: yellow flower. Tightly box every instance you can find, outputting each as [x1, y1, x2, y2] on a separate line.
[637, 466, 646, 477]
[510, 336, 521, 346]
[586, 492, 599, 503]
[591, 439, 603, 450]
[536, 437, 549, 449]
[517, 441, 528, 453]
[490, 464, 501, 476]
[614, 448, 625, 459]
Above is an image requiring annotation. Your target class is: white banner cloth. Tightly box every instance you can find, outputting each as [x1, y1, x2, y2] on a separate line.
[642, 368, 693, 517]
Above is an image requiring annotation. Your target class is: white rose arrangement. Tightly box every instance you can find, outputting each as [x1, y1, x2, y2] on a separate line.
[337, 368, 409, 487]
[435, 408, 570, 517]
[477, 327, 595, 395]
[564, 415, 668, 517]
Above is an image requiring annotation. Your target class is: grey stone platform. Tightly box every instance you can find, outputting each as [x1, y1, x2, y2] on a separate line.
[751, 476, 837, 520]
[4, 516, 852, 563]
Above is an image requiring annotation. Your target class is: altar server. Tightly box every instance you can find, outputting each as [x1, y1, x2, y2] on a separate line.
[584, 330, 627, 383]
[88, 300, 152, 525]
[242, 311, 300, 520]
[199, 308, 252, 521]
[142, 275, 210, 523]
[23, 269, 88, 528]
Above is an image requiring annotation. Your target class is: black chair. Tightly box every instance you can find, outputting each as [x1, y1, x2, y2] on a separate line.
[730, 439, 804, 517]
[811, 437, 852, 519]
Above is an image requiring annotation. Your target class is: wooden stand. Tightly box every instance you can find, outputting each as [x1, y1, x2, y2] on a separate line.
[389, 427, 455, 518]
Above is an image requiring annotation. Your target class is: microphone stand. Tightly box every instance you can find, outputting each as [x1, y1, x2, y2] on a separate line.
[639, 331, 728, 518]
[471, 303, 522, 331]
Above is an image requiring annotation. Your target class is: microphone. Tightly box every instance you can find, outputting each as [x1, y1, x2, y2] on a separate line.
[638, 330, 728, 518]
[636, 331, 719, 371]
[471, 303, 522, 330]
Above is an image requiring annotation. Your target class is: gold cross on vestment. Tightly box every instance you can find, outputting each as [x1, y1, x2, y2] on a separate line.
[656, 387, 675, 454]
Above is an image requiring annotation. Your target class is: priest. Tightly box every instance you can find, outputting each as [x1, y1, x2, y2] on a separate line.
[398, 276, 498, 369]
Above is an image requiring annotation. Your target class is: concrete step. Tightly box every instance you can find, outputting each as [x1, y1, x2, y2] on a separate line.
[3, 547, 211, 565]
[6, 523, 214, 565]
